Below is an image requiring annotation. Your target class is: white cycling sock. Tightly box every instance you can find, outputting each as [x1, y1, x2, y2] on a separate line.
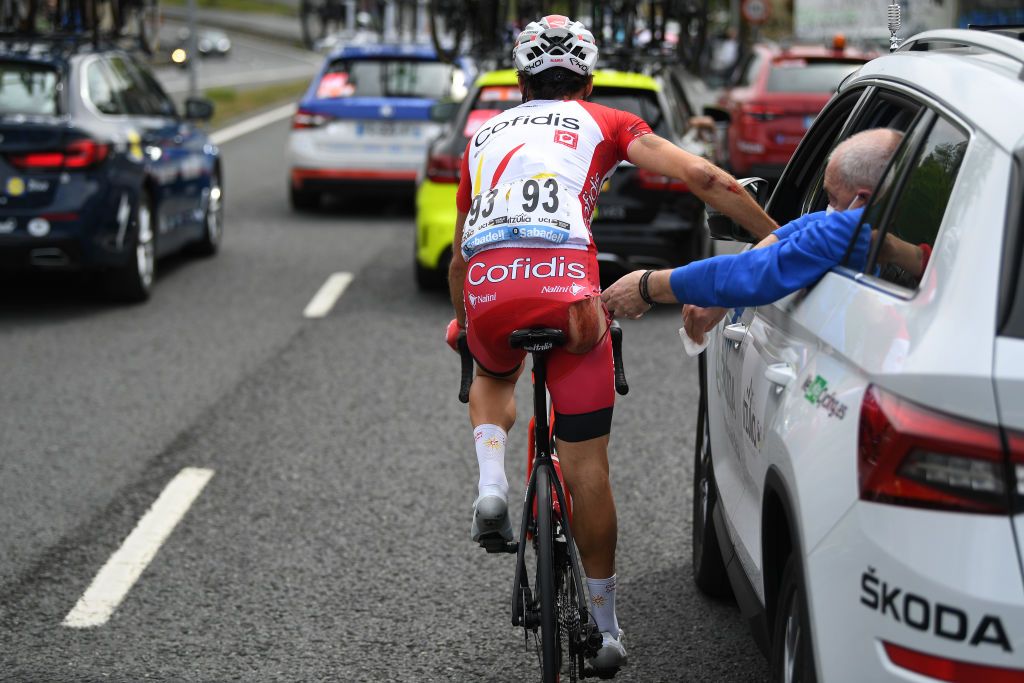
[586, 574, 620, 636]
[474, 424, 508, 500]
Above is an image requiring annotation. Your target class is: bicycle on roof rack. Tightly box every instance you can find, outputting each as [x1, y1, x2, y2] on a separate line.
[0, 0, 160, 54]
[299, 0, 423, 50]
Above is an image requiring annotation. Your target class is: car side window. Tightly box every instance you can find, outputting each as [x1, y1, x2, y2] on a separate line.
[130, 60, 177, 118]
[104, 55, 151, 116]
[864, 115, 969, 289]
[84, 60, 123, 115]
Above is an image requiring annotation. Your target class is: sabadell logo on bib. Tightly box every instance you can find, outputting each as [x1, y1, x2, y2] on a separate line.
[469, 256, 585, 285]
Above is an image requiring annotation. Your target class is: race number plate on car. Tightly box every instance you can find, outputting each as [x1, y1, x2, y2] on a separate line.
[461, 177, 588, 259]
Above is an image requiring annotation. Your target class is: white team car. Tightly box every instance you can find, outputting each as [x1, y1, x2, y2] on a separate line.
[694, 27, 1024, 682]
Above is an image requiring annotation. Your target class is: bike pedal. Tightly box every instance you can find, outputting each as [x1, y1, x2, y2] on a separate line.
[477, 536, 517, 554]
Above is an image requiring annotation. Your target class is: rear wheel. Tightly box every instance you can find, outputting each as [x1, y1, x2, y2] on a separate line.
[105, 189, 155, 303]
[692, 353, 732, 597]
[771, 555, 817, 683]
[534, 465, 559, 683]
[191, 169, 223, 256]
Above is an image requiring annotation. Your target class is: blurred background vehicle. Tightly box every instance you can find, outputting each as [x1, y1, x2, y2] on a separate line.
[413, 67, 712, 290]
[170, 27, 232, 69]
[287, 43, 473, 211]
[708, 36, 875, 180]
[0, 38, 222, 302]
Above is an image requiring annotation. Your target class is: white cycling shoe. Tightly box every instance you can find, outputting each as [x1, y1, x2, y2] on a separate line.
[588, 629, 627, 677]
[471, 494, 513, 545]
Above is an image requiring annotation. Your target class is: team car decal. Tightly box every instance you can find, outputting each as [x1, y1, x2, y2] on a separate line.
[861, 566, 1013, 652]
[802, 374, 848, 419]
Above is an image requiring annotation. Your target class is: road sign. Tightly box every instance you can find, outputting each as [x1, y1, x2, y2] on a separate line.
[742, 0, 771, 24]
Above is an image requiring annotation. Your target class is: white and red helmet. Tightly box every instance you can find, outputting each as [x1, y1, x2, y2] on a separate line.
[512, 15, 599, 76]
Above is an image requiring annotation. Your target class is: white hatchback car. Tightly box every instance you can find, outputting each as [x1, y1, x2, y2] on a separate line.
[694, 27, 1024, 682]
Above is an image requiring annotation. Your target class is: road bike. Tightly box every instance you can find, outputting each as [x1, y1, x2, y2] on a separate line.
[457, 321, 629, 682]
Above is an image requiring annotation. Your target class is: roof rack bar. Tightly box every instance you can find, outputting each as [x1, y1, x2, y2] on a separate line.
[899, 29, 1024, 80]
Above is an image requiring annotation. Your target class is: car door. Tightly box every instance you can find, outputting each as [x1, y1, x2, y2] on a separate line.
[104, 53, 194, 252]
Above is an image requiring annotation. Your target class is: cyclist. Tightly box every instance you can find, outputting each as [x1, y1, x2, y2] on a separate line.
[445, 14, 777, 675]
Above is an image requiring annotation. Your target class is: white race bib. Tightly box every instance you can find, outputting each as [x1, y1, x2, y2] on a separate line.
[461, 177, 589, 259]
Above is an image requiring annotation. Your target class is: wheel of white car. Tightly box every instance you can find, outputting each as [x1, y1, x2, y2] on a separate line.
[771, 554, 817, 683]
[692, 353, 732, 598]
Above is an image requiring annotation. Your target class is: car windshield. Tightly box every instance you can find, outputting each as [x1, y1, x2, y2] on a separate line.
[0, 61, 60, 115]
[766, 59, 862, 94]
[463, 84, 667, 138]
[318, 58, 454, 99]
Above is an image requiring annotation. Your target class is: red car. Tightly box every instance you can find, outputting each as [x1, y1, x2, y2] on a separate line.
[713, 39, 875, 179]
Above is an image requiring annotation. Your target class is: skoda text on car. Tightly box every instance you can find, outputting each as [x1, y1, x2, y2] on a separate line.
[414, 67, 708, 289]
[0, 39, 222, 302]
[713, 38, 874, 180]
[287, 43, 472, 211]
[692, 27, 1024, 682]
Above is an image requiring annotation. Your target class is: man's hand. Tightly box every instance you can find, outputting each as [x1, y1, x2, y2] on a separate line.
[682, 305, 727, 345]
[446, 318, 464, 352]
[601, 270, 651, 320]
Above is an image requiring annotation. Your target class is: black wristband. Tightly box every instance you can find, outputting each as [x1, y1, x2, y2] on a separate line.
[639, 269, 656, 306]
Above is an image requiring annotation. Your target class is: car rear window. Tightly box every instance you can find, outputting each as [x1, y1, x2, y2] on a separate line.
[318, 58, 455, 100]
[766, 59, 862, 94]
[0, 61, 60, 115]
[463, 85, 667, 139]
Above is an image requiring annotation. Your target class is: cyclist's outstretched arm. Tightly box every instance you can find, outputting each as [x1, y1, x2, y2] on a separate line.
[626, 134, 777, 240]
[449, 211, 469, 328]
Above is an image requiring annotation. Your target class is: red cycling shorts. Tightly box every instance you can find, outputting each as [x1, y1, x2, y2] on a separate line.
[464, 245, 614, 442]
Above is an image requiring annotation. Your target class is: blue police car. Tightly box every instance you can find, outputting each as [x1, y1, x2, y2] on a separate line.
[287, 43, 472, 210]
[0, 39, 222, 302]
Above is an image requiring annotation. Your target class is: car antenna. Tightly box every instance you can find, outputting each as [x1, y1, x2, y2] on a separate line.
[888, 0, 902, 52]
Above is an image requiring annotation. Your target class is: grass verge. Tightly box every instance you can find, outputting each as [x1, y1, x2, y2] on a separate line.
[162, 0, 296, 17]
[205, 78, 309, 129]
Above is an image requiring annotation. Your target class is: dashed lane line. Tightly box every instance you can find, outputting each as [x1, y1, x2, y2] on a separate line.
[209, 103, 297, 146]
[303, 272, 353, 319]
[62, 467, 215, 628]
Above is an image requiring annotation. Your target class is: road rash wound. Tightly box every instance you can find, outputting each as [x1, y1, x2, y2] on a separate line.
[565, 296, 605, 354]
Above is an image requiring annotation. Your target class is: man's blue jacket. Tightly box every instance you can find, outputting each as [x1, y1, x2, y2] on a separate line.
[669, 208, 869, 308]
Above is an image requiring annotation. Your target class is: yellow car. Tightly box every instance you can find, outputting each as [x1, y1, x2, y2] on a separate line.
[414, 67, 709, 289]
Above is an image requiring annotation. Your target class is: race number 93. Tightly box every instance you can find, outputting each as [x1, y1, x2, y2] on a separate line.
[467, 178, 560, 227]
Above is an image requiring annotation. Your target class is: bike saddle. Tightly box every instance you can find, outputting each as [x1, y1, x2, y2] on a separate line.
[509, 328, 566, 352]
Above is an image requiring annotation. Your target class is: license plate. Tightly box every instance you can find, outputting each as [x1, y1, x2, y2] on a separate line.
[357, 121, 419, 138]
[596, 204, 627, 220]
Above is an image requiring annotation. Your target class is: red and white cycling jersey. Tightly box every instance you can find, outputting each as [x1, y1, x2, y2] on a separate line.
[456, 99, 652, 260]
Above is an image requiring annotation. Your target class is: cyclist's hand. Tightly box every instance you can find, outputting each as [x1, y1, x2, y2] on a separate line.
[446, 318, 464, 352]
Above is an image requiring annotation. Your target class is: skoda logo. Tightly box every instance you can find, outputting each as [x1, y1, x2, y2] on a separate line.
[379, 105, 394, 118]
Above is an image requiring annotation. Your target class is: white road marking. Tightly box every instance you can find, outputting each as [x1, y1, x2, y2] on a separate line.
[62, 467, 215, 629]
[209, 103, 297, 145]
[304, 272, 353, 319]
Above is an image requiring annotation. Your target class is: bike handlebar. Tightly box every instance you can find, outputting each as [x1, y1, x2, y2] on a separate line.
[458, 333, 473, 404]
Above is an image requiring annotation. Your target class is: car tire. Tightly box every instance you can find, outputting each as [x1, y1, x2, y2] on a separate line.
[191, 169, 223, 257]
[415, 246, 450, 291]
[105, 189, 155, 303]
[692, 352, 733, 598]
[290, 186, 320, 212]
[771, 554, 818, 683]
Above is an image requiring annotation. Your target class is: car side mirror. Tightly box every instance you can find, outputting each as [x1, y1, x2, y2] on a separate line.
[184, 97, 215, 121]
[706, 177, 769, 243]
[702, 105, 730, 124]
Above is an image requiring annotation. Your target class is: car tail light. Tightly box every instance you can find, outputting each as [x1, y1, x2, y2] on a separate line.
[741, 103, 784, 122]
[292, 108, 332, 129]
[635, 169, 689, 192]
[7, 138, 108, 170]
[858, 385, 1011, 514]
[884, 642, 1024, 682]
[425, 152, 460, 184]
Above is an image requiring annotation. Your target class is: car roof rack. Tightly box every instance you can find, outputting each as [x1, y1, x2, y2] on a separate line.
[0, 30, 107, 58]
[899, 28, 1024, 81]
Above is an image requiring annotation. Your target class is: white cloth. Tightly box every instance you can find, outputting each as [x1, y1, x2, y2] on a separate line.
[679, 327, 710, 357]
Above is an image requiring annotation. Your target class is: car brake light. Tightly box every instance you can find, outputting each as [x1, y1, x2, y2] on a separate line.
[858, 385, 1011, 514]
[636, 169, 688, 192]
[7, 138, 108, 170]
[884, 642, 1024, 683]
[292, 108, 332, 129]
[741, 103, 783, 122]
[425, 153, 460, 184]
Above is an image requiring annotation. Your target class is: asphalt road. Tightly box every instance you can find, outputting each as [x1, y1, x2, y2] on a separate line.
[0, 98, 769, 683]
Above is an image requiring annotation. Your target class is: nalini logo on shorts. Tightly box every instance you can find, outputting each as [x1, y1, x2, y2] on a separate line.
[468, 256, 586, 285]
[554, 129, 579, 149]
[468, 292, 496, 308]
[542, 282, 587, 296]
